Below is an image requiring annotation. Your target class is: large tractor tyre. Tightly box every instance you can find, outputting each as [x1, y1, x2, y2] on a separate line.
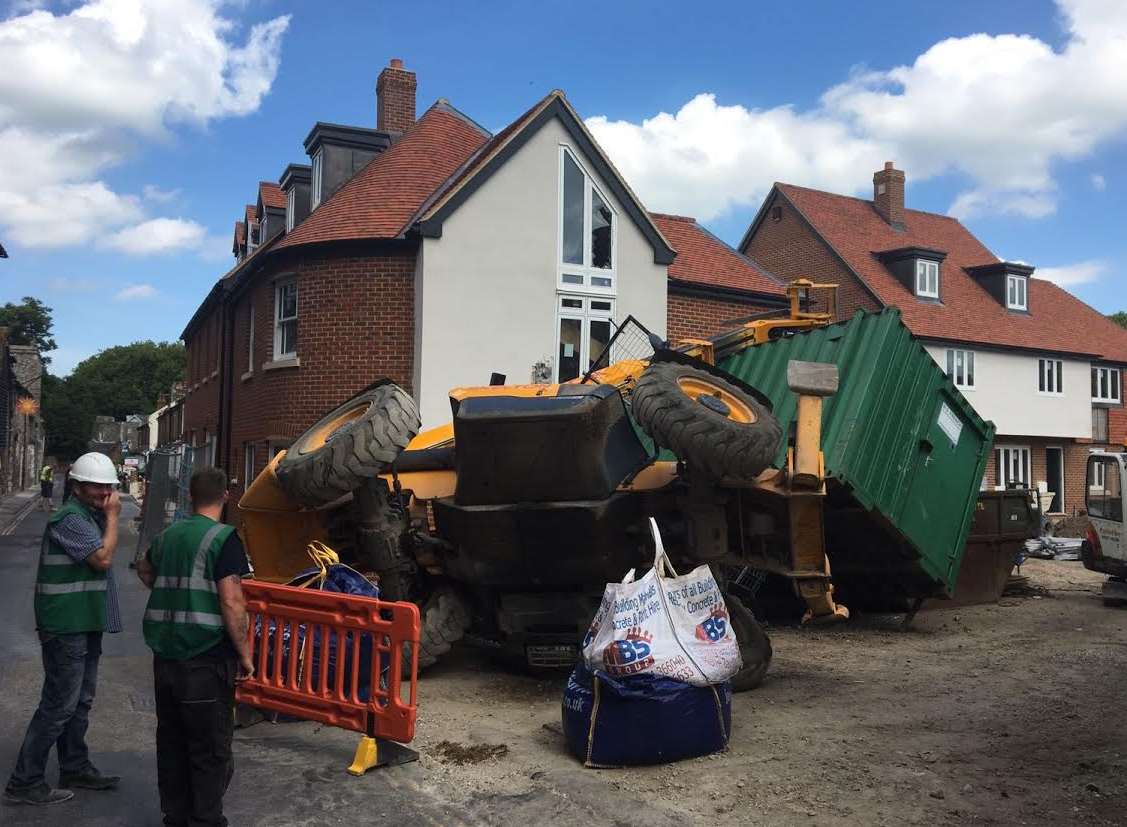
[726, 594, 773, 692]
[405, 588, 472, 674]
[632, 362, 781, 482]
[275, 384, 420, 508]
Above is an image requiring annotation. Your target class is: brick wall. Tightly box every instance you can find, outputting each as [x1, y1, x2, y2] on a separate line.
[983, 436, 1109, 514]
[741, 191, 881, 320]
[183, 309, 221, 447]
[667, 292, 781, 342]
[227, 248, 417, 498]
[1107, 397, 1127, 445]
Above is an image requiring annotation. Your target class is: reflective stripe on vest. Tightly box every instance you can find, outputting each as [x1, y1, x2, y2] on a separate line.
[143, 608, 224, 627]
[34, 499, 108, 634]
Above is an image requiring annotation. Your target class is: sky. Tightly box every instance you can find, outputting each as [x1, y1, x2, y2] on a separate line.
[1, 0, 1125, 375]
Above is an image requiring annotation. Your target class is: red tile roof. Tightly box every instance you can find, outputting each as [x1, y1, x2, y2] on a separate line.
[276, 102, 489, 249]
[651, 213, 783, 297]
[244, 204, 256, 225]
[233, 220, 245, 248]
[773, 183, 1127, 361]
[259, 181, 286, 211]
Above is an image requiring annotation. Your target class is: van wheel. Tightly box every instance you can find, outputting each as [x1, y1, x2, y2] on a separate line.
[632, 362, 781, 481]
[275, 384, 419, 508]
[726, 594, 772, 692]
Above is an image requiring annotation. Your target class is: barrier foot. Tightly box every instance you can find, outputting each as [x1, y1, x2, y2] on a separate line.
[348, 736, 379, 776]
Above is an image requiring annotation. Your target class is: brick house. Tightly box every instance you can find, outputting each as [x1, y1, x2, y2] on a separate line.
[181, 59, 780, 501]
[739, 162, 1127, 513]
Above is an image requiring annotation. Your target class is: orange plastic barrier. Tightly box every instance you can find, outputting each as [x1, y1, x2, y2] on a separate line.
[235, 581, 420, 753]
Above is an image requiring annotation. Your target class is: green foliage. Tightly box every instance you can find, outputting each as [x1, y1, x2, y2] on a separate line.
[44, 341, 185, 460]
[0, 296, 56, 363]
[1109, 311, 1127, 329]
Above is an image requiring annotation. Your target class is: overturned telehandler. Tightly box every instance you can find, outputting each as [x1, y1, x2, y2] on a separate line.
[238, 288, 993, 692]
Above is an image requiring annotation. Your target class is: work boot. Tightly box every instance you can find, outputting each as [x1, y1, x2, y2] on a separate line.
[3, 783, 75, 805]
[58, 767, 120, 790]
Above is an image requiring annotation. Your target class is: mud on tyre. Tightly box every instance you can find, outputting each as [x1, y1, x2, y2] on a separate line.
[275, 383, 420, 508]
[632, 361, 781, 482]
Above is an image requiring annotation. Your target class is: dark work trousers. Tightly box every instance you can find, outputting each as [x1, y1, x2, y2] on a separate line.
[7, 632, 102, 791]
[153, 656, 236, 827]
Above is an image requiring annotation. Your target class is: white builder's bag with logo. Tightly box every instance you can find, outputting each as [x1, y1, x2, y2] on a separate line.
[581, 518, 741, 687]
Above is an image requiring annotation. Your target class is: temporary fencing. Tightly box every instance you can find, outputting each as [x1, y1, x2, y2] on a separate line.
[234, 580, 420, 774]
[135, 446, 193, 562]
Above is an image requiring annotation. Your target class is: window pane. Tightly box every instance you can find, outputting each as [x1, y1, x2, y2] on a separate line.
[967, 352, 974, 386]
[591, 276, 613, 288]
[562, 153, 584, 265]
[561, 297, 582, 309]
[1102, 370, 1109, 399]
[1056, 361, 1062, 393]
[946, 350, 954, 377]
[1093, 368, 1099, 398]
[558, 317, 582, 381]
[1114, 370, 1120, 400]
[281, 319, 296, 356]
[591, 189, 612, 269]
[995, 449, 1002, 487]
[561, 273, 583, 285]
[589, 319, 611, 370]
[956, 351, 964, 384]
[590, 300, 612, 312]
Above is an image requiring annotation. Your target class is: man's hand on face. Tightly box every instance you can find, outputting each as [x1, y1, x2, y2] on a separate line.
[102, 491, 121, 516]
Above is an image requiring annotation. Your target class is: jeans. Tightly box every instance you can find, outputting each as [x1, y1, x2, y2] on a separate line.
[154, 655, 236, 827]
[7, 631, 102, 791]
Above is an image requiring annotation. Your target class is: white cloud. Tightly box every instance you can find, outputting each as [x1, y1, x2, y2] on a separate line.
[46, 276, 100, 293]
[587, 0, 1127, 222]
[142, 184, 181, 203]
[1091, 173, 1107, 190]
[0, 1, 289, 250]
[103, 217, 206, 255]
[1036, 259, 1107, 287]
[113, 283, 157, 301]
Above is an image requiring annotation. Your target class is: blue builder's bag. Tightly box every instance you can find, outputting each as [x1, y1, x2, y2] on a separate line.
[561, 662, 732, 767]
[255, 544, 385, 703]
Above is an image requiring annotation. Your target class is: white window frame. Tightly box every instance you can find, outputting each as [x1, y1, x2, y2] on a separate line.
[273, 280, 297, 360]
[247, 302, 255, 373]
[915, 259, 939, 299]
[557, 146, 617, 295]
[945, 348, 975, 390]
[1006, 274, 1028, 311]
[260, 213, 268, 241]
[311, 150, 323, 210]
[554, 295, 615, 382]
[243, 442, 255, 489]
[1092, 366, 1122, 403]
[286, 188, 296, 232]
[995, 445, 1031, 489]
[247, 221, 258, 253]
[1038, 358, 1063, 396]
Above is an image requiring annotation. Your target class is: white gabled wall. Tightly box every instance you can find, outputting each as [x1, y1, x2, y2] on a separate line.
[924, 344, 1091, 438]
[414, 116, 668, 427]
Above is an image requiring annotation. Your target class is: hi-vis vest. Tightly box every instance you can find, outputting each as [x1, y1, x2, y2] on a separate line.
[40, 465, 53, 483]
[144, 515, 235, 660]
[35, 499, 107, 634]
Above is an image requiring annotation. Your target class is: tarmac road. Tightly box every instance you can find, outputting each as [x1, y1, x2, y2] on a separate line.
[0, 497, 481, 827]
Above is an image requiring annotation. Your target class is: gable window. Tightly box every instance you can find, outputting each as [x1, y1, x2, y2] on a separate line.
[556, 295, 614, 382]
[915, 260, 939, 298]
[286, 188, 296, 232]
[274, 280, 297, 359]
[1006, 275, 1028, 310]
[1039, 359, 1063, 395]
[1092, 366, 1121, 403]
[311, 150, 323, 210]
[995, 445, 1030, 489]
[945, 349, 975, 389]
[247, 302, 255, 373]
[559, 147, 616, 293]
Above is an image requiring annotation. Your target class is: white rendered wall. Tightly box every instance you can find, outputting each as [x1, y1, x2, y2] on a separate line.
[925, 344, 1090, 438]
[414, 116, 668, 427]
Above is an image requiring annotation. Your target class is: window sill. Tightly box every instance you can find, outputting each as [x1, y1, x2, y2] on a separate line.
[262, 357, 300, 372]
[1092, 399, 1122, 407]
[953, 385, 975, 392]
[241, 370, 254, 382]
[1036, 391, 1064, 398]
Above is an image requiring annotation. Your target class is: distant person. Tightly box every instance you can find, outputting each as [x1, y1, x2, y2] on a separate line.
[38, 463, 54, 511]
[4, 452, 123, 806]
[136, 467, 253, 827]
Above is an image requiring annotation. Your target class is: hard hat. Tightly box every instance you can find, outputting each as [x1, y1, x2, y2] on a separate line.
[69, 452, 119, 485]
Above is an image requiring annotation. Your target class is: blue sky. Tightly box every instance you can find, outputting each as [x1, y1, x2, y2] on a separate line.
[1, 0, 1124, 374]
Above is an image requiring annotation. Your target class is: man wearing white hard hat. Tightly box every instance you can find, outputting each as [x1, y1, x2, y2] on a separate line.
[4, 452, 123, 807]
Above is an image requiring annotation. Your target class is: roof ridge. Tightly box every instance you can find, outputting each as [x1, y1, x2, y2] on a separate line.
[779, 180, 967, 224]
[648, 212, 695, 222]
[428, 98, 492, 138]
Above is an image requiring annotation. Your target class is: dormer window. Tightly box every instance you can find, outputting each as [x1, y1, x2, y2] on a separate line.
[311, 150, 323, 210]
[916, 260, 939, 298]
[260, 214, 268, 242]
[1006, 274, 1028, 310]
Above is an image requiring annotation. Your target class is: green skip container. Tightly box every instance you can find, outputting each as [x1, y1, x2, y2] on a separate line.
[718, 308, 995, 602]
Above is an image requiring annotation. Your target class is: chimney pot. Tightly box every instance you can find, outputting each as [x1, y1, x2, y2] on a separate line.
[884, 161, 894, 170]
[390, 58, 403, 69]
[377, 58, 417, 133]
[873, 162, 906, 230]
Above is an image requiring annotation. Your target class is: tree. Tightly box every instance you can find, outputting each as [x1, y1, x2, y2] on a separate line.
[43, 340, 185, 460]
[0, 296, 56, 363]
[1109, 312, 1127, 329]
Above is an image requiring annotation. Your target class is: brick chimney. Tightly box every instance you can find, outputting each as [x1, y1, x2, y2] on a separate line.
[376, 58, 416, 133]
[873, 161, 906, 229]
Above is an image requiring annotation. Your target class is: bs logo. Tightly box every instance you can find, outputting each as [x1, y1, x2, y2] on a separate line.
[695, 606, 729, 643]
[602, 627, 655, 676]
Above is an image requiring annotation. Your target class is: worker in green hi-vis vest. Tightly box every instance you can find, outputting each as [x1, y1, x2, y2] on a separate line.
[136, 466, 253, 827]
[5, 452, 123, 807]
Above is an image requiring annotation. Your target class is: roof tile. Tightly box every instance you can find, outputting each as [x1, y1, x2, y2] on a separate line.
[651, 213, 783, 296]
[259, 181, 286, 210]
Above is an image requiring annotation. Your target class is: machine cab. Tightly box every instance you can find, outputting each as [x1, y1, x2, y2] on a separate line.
[1084, 451, 1127, 575]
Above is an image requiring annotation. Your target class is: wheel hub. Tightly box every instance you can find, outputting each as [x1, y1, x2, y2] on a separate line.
[698, 394, 731, 416]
